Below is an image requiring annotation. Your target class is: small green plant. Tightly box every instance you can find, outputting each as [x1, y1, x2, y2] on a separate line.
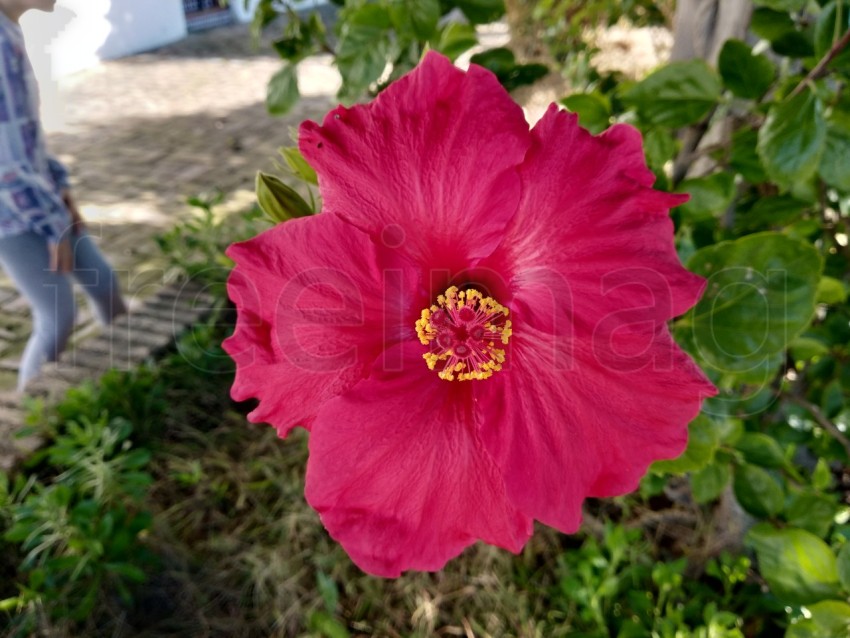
[1, 414, 155, 636]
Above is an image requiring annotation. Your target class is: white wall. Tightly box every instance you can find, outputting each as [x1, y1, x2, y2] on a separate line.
[22, 0, 187, 78]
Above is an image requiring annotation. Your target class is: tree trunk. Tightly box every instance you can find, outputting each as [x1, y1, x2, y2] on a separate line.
[670, 0, 754, 64]
[670, 0, 754, 181]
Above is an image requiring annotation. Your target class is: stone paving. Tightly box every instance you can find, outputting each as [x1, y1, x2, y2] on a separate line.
[0, 20, 341, 467]
[0, 21, 340, 388]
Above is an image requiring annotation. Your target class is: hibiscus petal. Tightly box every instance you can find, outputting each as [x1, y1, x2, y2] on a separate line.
[478, 323, 714, 533]
[223, 214, 417, 436]
[305, 343, 533, 577]
[299, 51, 530, 273]
[484, 105, 702, 336]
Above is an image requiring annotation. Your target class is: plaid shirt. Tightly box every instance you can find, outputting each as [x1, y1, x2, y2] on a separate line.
[0, 12, 69, 241]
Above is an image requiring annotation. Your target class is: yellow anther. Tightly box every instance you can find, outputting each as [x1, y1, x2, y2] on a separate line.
[414, 286, 511, 382]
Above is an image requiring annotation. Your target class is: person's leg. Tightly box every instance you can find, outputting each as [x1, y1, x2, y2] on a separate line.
[70, 231, 126, 324]
[0, 231, 75, 391]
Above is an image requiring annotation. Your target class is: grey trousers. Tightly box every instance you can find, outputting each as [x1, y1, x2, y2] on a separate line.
[0, 230, 126, 391]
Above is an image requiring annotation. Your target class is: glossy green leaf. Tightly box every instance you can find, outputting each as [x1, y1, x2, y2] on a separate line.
[718, 39, 775, 99]
[644, 128, 678, 175]
[757, 89, 826, 191]
[730, 127, 768, 183]
[733, 464, 784, 517]
[819, 110, 850, 191]
[435, 22, 478, 61]
[676, 172, 735, 222]
[789, 337, 830, 361]
[685, 233, 822, 373]
[786, 491, 838, 538]
[747, 524, 840, 605]
[652, 415, 720, 475]
[266, 63, 300, 116]
[560, 93, 611, 135]
[691, 461, 731, 504]
[817, 277, 848, 305]
[785, 601, 850, 638]
[336, 4, 393, 100]
[623, 60, 722, 128]
[256, 172, 313, 223]
[736, 432, 785, 468]
[389, 0, 440, 40]
[470, 48, 548, 91]
[813, 458, 834, 491]
[815, 2, 850, 71]
[822, 379, 844, 418]
[736, 195, 808, 232]
[751, 8, 796, 41]
[450, 0, 505, 24]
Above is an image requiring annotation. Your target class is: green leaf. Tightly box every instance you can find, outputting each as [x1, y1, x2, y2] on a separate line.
[308, 611, 350, 638]
[813, 458, 834, 491]
[675, 172, 736, 222]
[255, 172, 313, 223]
[733, 464, 784, 517]
[450, 0, 505, 24]
[735, 195, 808, 232]
[815, 2, 850, 72]
[747, 524, 841, 605]
[652, 415, 720, 475]
[691, 461, 731, 504]
[736, 432, 785, 468]
[730, 127, 768, 183]
[754, 0, 806, 11]
[389, 0, 440, 40]
[718, 39, 775, 99]
[266, 63, 300, 116]
[684, 232, 822, 373]
[643, 128, 678, 172]
[623, 60, 722, 128]
[316, 570, 339, 613]
[786, 600, 850, 638]
[822, 379, 844, 418]
[751, 8, 796, 42]
[335, 4, 393, 100]
[837, 544, 850, 591]
[435, 22, 478, 61]
[280, 147, 318, 185]
[817, 277, 848, 305]
[757, 89, 827, 191]
[786, 491, 838, 537]
[819, 110, 850, 191]
[560, 93, 611, 135]
[790, 336, 830, 361]
[470, 48, 547, 91]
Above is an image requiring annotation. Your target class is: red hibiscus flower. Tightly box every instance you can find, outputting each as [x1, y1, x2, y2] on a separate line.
[223, 51, 716, 577]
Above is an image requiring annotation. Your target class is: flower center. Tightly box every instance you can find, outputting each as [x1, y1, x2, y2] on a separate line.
[414, 286, 512, 381]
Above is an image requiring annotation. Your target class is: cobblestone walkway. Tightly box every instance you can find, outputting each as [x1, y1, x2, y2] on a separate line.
[0, 22, 340, 389]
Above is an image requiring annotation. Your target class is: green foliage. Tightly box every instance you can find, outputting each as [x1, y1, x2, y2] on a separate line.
[469, 47, 548, 91]
[155, 192, 270, 293]
[253, 0, 547, 112]
[0, 412, 156, 633]
[747, 524, 841, 605]
[758, 88, 827, 191]
[718, 39, 775, 99]
[683, 232, 822, 376]
[623, 60, 722, 128]
[236, 0, 850, 632]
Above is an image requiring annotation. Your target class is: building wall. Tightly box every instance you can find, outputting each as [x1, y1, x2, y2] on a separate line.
[22, 0, 188, 78]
